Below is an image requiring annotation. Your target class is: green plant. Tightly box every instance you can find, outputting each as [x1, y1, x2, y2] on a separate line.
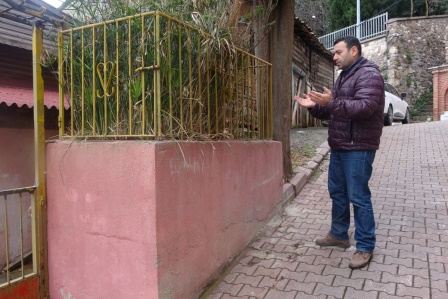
[410, 85, 433, 117]
[301, 146, 316, 157]
[405, 50, 413, 64]
[406, 75, 412, 87]
[60, 2, 278, 140]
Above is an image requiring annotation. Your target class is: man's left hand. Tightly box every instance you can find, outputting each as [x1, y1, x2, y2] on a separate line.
[308, 87, 333, 106]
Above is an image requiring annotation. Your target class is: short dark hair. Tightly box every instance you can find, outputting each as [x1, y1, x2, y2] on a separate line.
[333, 36, 362, 57]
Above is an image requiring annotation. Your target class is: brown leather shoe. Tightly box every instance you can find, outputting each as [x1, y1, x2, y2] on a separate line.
[349, 251, 373, 269]
[315, 234, 350, 248]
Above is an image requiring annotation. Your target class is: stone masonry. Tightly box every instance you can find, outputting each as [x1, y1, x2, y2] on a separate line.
[361, 15, 448, 109]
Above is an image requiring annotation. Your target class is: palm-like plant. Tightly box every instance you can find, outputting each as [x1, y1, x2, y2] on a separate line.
[59, 0, 276, 140]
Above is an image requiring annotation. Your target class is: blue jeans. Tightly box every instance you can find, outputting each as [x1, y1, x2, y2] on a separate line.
[328, 150, 376, 253]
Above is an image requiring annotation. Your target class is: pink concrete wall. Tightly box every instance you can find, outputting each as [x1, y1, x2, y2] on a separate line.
[154, 141, 282, 298]
[46, 142, 159, 299]
[0, 128, 57, 269]
[46, 140, 282, 299]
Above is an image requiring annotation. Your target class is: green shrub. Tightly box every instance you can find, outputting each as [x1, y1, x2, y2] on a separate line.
[410, 85, 433, 117]
[405, 50, 413, 64]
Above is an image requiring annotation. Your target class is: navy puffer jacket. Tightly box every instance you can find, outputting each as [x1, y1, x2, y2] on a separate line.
[309, 57, 385, 150]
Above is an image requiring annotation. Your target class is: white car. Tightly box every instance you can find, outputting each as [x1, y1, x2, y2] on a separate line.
[384, 82, 410, 126]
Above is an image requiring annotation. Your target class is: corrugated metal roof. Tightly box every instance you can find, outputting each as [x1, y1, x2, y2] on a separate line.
[294, 18, 332, 59]
[0, 14, 58, 51]
[0, 0, 72, 51]
[0, 0, 72, 109]
[0, 85, 65, 109]
[0, 42, 65, 109]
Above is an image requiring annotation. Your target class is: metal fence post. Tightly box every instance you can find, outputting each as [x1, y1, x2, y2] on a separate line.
[32, 22, 48, 298]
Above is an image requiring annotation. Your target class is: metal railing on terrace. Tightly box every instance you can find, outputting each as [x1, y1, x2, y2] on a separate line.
[58, 11, 273, 140]
[319, 12, 388, 50]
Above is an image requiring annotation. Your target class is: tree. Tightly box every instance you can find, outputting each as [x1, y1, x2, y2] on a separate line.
[327, 0, 448, 31]
[328, 0, 390, 31]
[255, 0, 295, 180]
[295, 0, 330, 37]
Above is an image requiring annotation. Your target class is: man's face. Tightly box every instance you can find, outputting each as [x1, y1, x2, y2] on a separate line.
[333, 41, 357, 70]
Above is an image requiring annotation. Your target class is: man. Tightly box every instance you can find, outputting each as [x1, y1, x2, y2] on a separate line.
[295, 36, 385, 269]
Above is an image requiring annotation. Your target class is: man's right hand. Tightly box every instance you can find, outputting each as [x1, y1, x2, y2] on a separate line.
[294, 94, 316, 108]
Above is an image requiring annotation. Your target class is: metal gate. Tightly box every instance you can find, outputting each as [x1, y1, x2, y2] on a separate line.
[0, 24, 48, 299]
[0, 1, 69, 297]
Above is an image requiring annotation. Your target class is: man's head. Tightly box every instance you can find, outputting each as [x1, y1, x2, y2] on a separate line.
[332, 36, 362, 70]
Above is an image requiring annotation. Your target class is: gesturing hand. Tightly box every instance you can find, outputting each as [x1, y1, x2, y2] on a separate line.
[294, 93, 316, 108]
[308, 87, 333, 106]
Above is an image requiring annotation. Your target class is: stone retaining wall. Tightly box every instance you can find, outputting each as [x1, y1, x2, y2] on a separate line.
[359, 15, 448, 108]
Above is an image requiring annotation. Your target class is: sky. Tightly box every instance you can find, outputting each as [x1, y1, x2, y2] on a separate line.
[42, 0, 64, 8]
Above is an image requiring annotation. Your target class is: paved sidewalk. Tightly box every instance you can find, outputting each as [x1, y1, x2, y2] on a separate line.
[207, 121, 448, 299]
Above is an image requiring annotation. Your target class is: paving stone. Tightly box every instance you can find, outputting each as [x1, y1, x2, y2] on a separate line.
[231, 264, 258, 276]
[282, 246, 309, 256]
[288, 253, 315, 264]
[344, 288, 378, 299]
[383, 255, 412, 267]
[214, 282, 244, 296]
[257, 276, 275, 288]
[363, 280, 396, 294]
[413, 258, 429, 269]
[284, 280, 317, 294]
[302, 248, 332, 258]
[381, 272, 413, 286]
[245, 257, 275, 270]
[385, 242, 413, 252]
[233, 273, 263, 287]
[292, 292, 328, 299]
[332, 276, 363, 290]
[367, 261, 398, 274]
[220, 294, 251, 299]
[245, 249, 269, 259]
[264, 289, 297, 299]
[237, 285, 269, 298]
[270, 259, 299, 272]
[429, 269, 448, 281]
[396, 284, 430, 298]
[431, 288, 448, 299]
[253, 266, 281, 279]
[296, 262, 325, 275]
[223, 272, 239, 284]
[398, 265, 429, 279]
[373, 248, 399, 258]
[378, 292, 412, 299]
[413, 244, 442, 255]
[313, 283, 345, 298]
[431, 280, 448, 292]
[350, 269, 381, 282]
[207, 293, 223, 299]
[278, 269, 307, 283]
[265, 251, 296, 262]
[413, 275, 430, 288]
[398, 250, 428, 261]
[429, 262, 445, 273]
[303, 272, 334, 286]
[398, 236, 426, 246]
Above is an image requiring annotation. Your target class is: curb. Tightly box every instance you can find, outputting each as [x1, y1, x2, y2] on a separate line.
[281, 141, 330, 205]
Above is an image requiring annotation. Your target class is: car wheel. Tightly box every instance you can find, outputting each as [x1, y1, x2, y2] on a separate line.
[402, 108, 410, 124]
[384, 106, 393, 126]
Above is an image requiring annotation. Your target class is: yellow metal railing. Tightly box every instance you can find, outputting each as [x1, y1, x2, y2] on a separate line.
[0, 187, 37, 287]
[58, 11, 273, 140]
